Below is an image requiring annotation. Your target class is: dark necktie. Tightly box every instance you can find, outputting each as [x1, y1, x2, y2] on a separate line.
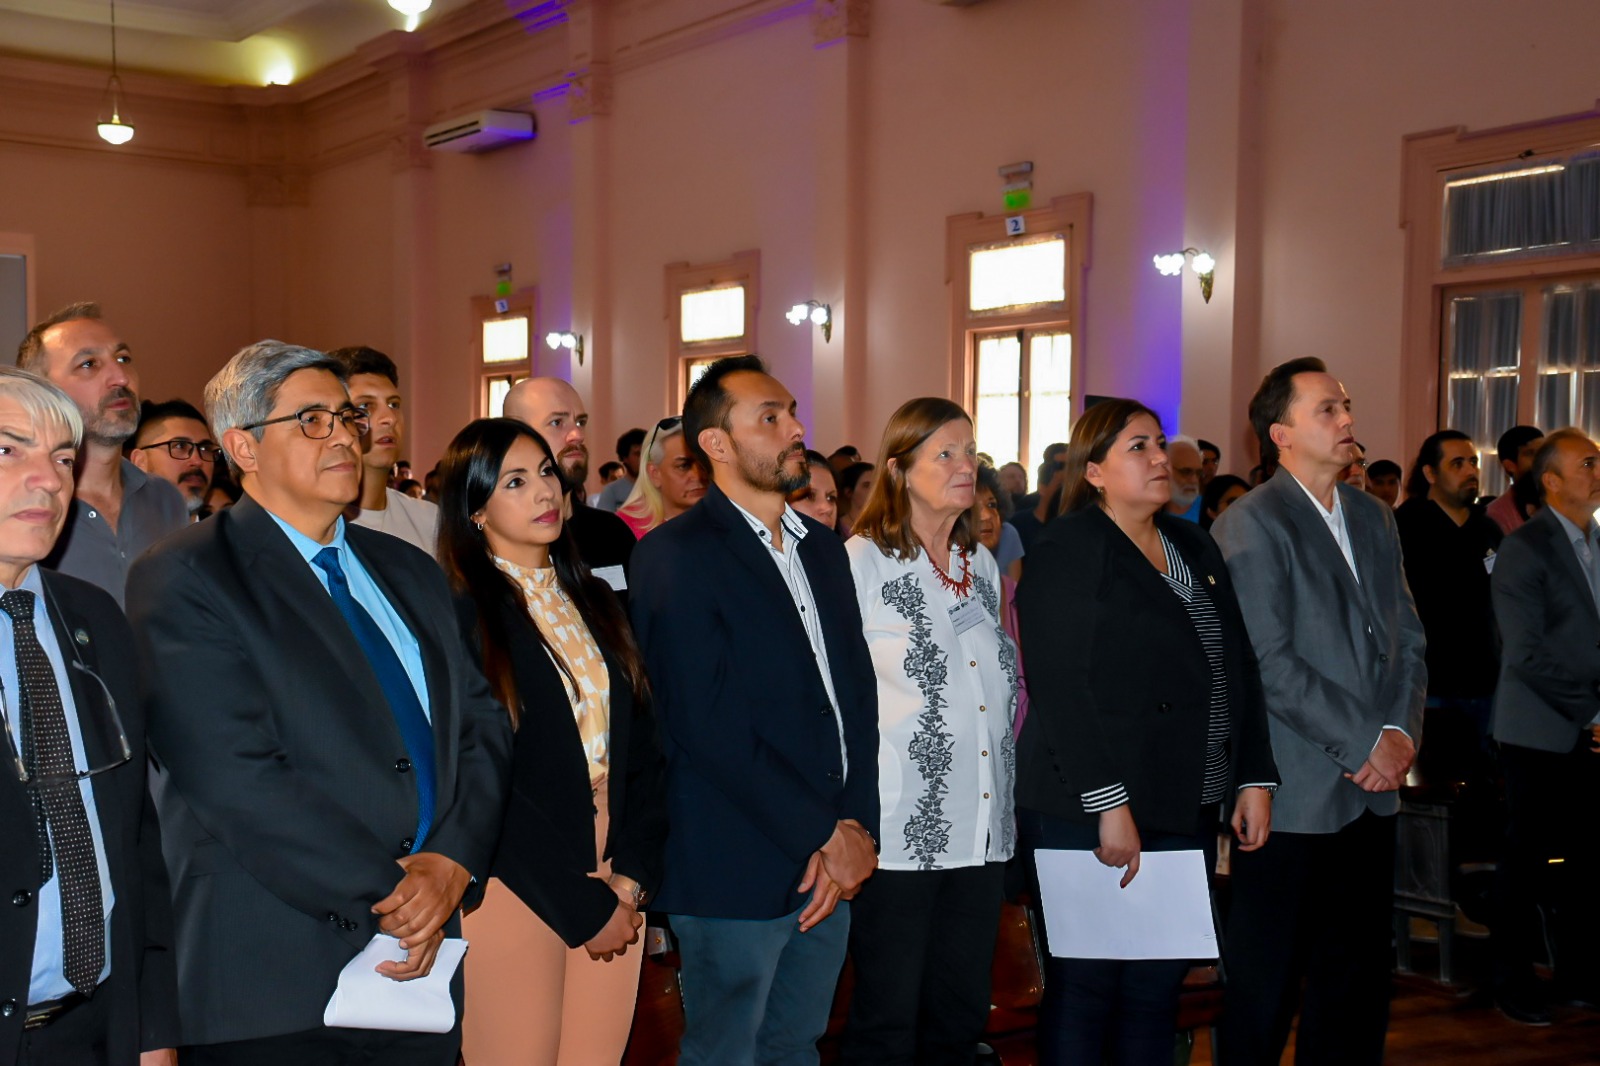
[311, 548, 435, 849]
[2, 589, 104, 997]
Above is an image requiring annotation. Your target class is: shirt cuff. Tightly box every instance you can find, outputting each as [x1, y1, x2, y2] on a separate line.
[1236, 782, 1277, 792]
[1081, 783, 1129, 814]
[1371, 725, 1410, 754]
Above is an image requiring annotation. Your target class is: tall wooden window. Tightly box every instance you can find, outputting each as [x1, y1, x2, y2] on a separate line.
[948, 195, 1091, 473]
[471, 287, 535, 418]
[666, 251, 759, 410]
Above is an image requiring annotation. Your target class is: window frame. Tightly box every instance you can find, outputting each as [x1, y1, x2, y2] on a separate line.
[665, 250, 759, 410]
[1400, 106, 1600, 451]
[947, 193, 1091, 453]
[470, 286, 536, 418]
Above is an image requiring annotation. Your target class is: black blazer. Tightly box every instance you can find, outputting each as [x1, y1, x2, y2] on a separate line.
[629, 483, 879, 920]
[454, 591, 666, 948]
[125, 494, 513, 1046]
[0, 571, 177, 1065]
[1015, 509, 1278, 835]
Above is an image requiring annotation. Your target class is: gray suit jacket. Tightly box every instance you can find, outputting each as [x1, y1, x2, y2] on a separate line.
[1211, 469, 1427, 834]
[1490, 505, 1600, 752]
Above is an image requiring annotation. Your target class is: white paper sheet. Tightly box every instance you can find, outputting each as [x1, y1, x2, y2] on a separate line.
[1033, 848, 1217, 960]
[323, 935, 469, 1033]
[593, 565, 627, 591]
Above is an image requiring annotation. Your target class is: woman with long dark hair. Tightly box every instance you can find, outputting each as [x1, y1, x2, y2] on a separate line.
[1015, 399, 1278, 1065]
[438, 417, 666, 1065]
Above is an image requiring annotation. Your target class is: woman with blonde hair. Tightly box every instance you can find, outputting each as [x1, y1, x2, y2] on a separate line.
[840, 396, 1019, 1064]
[617, 416, 707, 539]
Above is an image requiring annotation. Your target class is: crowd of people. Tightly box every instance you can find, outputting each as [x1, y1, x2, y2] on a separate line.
[2, 299, 1597, 1066]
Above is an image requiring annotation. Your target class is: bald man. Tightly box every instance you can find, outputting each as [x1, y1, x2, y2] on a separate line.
[503, 378, 634, 594]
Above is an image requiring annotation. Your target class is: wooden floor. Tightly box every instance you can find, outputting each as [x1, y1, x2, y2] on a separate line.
[1186, 977, 1600, 1065]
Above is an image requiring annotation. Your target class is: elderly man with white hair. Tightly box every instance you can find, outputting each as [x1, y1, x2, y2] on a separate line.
[1165, 435, 1205, 522]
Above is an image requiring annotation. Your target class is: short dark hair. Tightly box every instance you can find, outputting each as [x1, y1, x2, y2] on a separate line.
[133, 398, 210, 448]
[1496, 424, 1544, 467]
[1405, 429, 1474, 501]
[1249, 357, 1328, 465]
[976, 463, 1012, 520]
[1531, 427, 1592, 501]
[1198, 438, 1220, 461]
[597, 460, 622, 480]
[17, 301, 102, 370]
[1367, 459, 1402, 481]
[616, 427, 647, 460]
[829, 445, 859, 460]
[682, 354, 767, 467]
[326, 346, 399, 387]
[837, 461, 875, 494]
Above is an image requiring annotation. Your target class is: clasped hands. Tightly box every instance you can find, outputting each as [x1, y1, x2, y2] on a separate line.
[1344, 728, 1416, 793]
[797, 819, 877, 932]
[370, 852, 471, 982]
[585, 875, 645, 963]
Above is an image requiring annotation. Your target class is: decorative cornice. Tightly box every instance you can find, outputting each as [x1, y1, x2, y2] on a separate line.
[812, 0, 869, 44]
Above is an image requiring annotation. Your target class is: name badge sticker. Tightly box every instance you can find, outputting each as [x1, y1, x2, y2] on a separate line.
[949, 596, 987, 637]
[593, 565, 627, 591]
[1483, 551, 1496, 575]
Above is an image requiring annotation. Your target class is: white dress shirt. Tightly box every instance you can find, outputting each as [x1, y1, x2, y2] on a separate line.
[1290, 471, 1359, 584]
[847, 536, 1018, 871]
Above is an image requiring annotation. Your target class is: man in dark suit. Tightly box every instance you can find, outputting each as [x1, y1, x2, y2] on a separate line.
[0, 367, 176, 1066]
[502, 377, 634, 594]
[1212, 357, 1426, 1066]
[125, 341, 512, 1064]
[1487, 427, 1600, 1023]
[629, 355, 879, 1065]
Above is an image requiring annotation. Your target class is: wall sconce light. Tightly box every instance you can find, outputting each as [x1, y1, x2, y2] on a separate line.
[387, 0, 431, 32]
[785, 300, 832, 343]
[96, 0, 134, 145]
[545, 331, 584, 367]
[1153, 247, 1217, 303]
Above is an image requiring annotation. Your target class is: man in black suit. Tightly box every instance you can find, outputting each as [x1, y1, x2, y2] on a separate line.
[629, 355, 879, 1065]
[0, 367, 176, 1066]
[1488, 427, 1600, 1023]
[125, 341, 511, 1064]
[502, 377, 634, 594]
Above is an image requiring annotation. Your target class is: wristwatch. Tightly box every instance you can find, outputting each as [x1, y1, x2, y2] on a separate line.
[612, 875, 647, 909]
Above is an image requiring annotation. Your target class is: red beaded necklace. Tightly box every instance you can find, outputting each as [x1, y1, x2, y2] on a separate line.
[929, 546, 973, 598]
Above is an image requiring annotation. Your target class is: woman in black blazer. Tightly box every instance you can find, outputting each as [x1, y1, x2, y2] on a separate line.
[1015, 399, 1279, 1066]
[438, 417, 667, 1065]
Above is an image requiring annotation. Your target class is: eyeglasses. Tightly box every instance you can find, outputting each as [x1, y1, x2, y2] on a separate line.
[1, 662, 132, 787]
[135, 438, 223, 463]
[241, 407, 370, 440]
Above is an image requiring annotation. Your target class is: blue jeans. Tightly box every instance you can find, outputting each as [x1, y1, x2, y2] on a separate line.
[671, 903, 851, 1066]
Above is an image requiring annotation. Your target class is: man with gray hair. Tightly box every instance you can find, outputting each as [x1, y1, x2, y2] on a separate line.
[16, 303, 186, 606]
[0, 367, 178, 1065]
[125, 341, 511, 1064]
[1164, 436, 1204, 522]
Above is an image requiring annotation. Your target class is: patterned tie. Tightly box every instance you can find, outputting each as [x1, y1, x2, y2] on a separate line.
[310, 548, 435, 849]
[2, 589, 104, 997]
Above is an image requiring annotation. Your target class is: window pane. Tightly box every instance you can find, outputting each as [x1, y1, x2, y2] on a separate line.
[486, 374, 522, 418]
[1583, 284, 1600, 369]
[1543, 287, 1578, 370]
[1538, 371, 1573, 428]
[1583, 371, 1600, 441]
[1027, 332, 1072, 476]
[1448, 377, 1484, 443]
[686, 357, 717, 394]
[973, 334, 1021, 469]
[969, 238, 1066, 312]
[482, 316, 529, 365]
[680, 286, 745, 343]
[1449, 298, 1483, 373]
[1485, 293, 1521, 370]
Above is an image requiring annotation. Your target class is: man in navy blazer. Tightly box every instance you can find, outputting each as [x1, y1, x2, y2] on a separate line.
[630, 355, 879, 1065]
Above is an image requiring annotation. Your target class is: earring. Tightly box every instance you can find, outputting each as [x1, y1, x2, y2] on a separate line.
[475, 521, 484, 532]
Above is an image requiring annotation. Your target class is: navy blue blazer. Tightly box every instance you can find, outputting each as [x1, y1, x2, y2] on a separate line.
[628, 482, 879, 920]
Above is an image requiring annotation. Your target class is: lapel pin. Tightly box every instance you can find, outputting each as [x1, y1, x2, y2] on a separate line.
[1206, 575, 1216, 586]
[74, 628, 90, 645]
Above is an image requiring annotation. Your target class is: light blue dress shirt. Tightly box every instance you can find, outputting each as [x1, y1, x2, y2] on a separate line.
[0, 564, 115, 1003]
[265, 512, 432, 722]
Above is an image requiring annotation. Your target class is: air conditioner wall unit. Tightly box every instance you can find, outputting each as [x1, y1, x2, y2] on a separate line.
[423, 109, 536, 153]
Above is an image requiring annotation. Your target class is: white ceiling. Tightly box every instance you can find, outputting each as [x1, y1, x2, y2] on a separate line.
[0, 0, 482, 86]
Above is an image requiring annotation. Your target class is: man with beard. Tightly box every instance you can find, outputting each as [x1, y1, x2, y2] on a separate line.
[1164, 436, 1205, 522]
[129, 399, 220, 518]
[16, 303, 186, 607]
[629, 355, 879, 1065]
[1396, 431, 1502, 781]
[1486, 425, 1544, 536]
[502, 377, 634, 593]
[328, 347, 440, 556]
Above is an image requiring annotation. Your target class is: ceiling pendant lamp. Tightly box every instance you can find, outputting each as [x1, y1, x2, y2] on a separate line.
[96, 0, 134, 145]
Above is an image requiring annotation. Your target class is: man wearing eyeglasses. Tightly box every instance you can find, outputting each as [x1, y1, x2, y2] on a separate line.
[127, 400, 219, 519]
[0, 367, 177, 1066]
[16, 304, 187, 608]
[125, 341, 511, 1064]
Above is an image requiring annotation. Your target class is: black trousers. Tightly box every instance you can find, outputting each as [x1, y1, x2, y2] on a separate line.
[179, 1024, 459, 1066]
[839, 862, 1007, 1066]
[1217, 810, 1395, 1066]
[1491, 739, 1600, 994]
[17, 986, 111, 1066]
[1022, 809, 1216, 1066]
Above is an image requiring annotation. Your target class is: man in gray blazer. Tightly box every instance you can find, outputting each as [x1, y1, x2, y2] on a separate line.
[1212, 358, 1426, 1066]
[1487, 427, 1600, 1023]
